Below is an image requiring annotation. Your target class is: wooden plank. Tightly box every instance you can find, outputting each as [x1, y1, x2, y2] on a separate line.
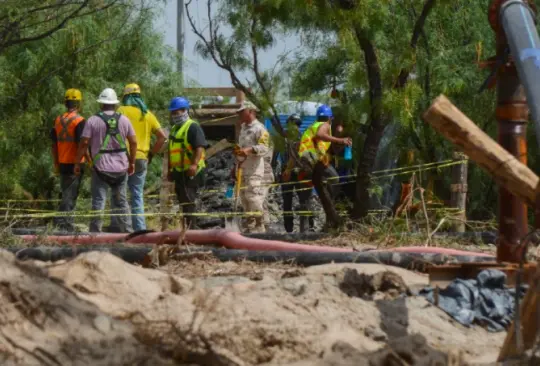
[184, 87, 238, 97]
[200, 103, 242, 109]
[193, 108, 238, 117]
[206, 139, 233, 159]
[422, 95, 539, 207]
[498, 259, 540, 361]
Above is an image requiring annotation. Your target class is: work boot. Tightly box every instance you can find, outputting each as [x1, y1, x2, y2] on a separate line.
[252, 218, 266, 234]
[243, 217, 257, 234]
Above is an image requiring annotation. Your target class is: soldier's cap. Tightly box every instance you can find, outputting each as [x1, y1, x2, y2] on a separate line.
[236, 101, 259, 113]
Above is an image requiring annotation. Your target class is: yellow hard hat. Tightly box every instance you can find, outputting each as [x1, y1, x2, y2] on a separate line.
[123, 83, 141, 95]
[65, 88, 82, 101]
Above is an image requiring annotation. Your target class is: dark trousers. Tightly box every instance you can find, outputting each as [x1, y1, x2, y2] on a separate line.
[312, 162, 341, 228]
[54, 170, 83, 229]
[335, 165, 355, 202]
[173, 169, 205, 229]
[282, 172, 314, 233]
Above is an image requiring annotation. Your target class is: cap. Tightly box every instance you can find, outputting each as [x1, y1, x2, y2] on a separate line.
[236, 101, 259, 113]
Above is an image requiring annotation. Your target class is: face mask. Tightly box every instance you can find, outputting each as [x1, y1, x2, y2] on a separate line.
[171, 111, 189, 125]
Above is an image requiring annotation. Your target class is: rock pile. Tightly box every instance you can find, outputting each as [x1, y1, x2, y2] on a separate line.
[196, 148, 325, 232]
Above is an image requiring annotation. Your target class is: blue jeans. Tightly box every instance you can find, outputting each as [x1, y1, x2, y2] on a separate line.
[110, 159, 147, 231]
[89, 170, 130, 232]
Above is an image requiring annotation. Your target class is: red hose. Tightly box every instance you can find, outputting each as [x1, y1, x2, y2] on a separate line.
[18, 229, 493, 257]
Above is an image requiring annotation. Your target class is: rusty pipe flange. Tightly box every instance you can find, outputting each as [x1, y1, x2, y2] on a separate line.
[496, 103, 530, 122]
[489, 0, 537, 32]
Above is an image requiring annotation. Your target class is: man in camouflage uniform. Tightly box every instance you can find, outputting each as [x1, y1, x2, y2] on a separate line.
[234, 101, 270, 233]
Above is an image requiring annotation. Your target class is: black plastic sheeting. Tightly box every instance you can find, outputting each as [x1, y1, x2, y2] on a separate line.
[6, 246, 495, 271]
[419, 269, 528, 332]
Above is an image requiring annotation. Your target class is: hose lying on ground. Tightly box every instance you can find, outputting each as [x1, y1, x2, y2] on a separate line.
[6, 245, 496, 271]
[17, 228, 495, 257]
[10, 228, 499, 243]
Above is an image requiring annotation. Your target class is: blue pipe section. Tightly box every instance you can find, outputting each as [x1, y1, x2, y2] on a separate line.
[500, 0, 540, 146]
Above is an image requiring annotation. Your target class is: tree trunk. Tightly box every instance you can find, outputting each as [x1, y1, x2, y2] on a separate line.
[353, 122, 388, 219]
[352, 27, 387, 220]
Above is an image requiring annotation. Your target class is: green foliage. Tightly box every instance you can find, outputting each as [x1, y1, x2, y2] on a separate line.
[234, 0, 524, 221]
[0, 1, 180, 199]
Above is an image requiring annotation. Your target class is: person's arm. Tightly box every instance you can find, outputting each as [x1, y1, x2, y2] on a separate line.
[122, 116, 137, 175]
[193, 147, 204, 166]
[148, 113, 166, 163]
[127, 134, 137, 174]
[186, 123, 208, 177]
[74, 138, 90, 176]
[238, 127, 270, 156]
[149, 128, 167, 162]
[316, 123, 351, 145]
[74, 120, 91, 164]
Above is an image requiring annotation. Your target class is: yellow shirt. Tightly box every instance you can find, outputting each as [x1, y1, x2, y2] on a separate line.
[117, 105, 161, 160]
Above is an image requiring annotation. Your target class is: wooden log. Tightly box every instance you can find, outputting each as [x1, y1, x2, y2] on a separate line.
[422, 95, 539, 207]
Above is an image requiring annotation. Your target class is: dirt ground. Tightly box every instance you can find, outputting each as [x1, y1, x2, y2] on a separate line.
[0, 242, 511, 366]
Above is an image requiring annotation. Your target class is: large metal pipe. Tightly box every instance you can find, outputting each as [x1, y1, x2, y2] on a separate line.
[488, 0, 538, 262]
[500, 1, 540, 146]
[495, 67, 529, 263]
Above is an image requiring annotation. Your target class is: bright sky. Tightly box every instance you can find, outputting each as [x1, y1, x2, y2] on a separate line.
[155, 0, 301, 88]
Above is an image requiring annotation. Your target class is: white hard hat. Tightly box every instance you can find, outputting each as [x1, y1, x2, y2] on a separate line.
[96, 88, 120, 105]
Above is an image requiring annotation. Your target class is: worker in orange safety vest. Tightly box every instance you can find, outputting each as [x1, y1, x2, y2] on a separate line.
[50, 88, 87, 231]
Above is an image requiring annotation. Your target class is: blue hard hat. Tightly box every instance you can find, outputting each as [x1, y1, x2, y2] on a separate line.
[168, 97, 190, 111]
[316, 104, 333, 118]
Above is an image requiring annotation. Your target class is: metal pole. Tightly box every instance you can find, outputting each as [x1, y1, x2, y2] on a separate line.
[177, 0, 185, 85]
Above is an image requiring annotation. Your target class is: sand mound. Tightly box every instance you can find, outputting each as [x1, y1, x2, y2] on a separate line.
[0, 250, 171, 366]
[1, 249, 506, 365]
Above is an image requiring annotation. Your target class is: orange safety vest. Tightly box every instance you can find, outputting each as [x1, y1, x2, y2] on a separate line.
[54, 111, 85, 164]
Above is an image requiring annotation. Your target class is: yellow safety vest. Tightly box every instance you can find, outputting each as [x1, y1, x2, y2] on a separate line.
[298, 122, 331, 163]
[169, 119, 206, 173]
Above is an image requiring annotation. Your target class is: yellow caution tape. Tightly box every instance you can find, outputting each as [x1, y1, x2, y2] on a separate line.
[0, 159, 466, 204]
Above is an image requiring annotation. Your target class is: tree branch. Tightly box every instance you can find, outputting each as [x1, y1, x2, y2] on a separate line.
[0, 1, 90, 51]
[354, 27, 383, 120]
[0, 0, 123, 53]
[393, 0, 437, 89]
[186, 0, 285, 136]
[249, 18, 284, 136]
[14, 5, 139, 101]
